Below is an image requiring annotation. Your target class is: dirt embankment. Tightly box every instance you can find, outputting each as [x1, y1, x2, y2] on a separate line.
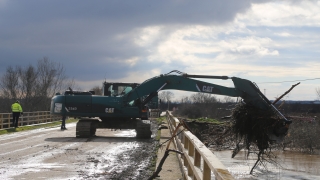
[183, 120, 235, 151]
[181, 112, 320, 154]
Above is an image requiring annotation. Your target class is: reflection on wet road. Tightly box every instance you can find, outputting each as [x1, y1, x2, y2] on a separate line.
[213, 150, 320, 180]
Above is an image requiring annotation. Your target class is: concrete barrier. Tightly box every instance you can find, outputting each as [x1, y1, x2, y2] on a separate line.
[166, 111, 234, 180]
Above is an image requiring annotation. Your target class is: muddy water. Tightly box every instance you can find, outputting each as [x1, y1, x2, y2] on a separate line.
[213, 150, 320, 180]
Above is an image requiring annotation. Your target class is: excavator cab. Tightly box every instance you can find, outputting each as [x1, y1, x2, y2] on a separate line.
[102, 82, 139, 97]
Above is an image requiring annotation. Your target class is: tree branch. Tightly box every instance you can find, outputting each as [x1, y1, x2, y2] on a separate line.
[273, 82, 300, 105]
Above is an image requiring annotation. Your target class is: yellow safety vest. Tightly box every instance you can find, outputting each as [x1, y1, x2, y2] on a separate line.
[11, 103, 23, 112]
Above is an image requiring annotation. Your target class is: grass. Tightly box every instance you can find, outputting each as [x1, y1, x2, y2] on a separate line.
[0, 118, 78, 136]
[194, 117, 223, 124]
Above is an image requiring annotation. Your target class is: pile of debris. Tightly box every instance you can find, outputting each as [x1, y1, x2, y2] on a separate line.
[232, 103, 283, 152]
[182, 119, 235, 150]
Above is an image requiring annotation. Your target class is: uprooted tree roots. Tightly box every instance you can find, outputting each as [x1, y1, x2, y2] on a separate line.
[231, 102, 284, 174]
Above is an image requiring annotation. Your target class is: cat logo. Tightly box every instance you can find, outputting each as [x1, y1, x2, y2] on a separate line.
[105, 108, 114, 113]
[196, 83, 220, 94]
[202, 86, 214, 93]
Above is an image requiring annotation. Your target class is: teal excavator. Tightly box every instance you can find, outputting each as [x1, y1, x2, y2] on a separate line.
[50, 70, 291, 139]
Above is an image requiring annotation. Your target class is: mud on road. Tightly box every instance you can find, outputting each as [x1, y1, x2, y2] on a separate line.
[0, 120, 159, 180]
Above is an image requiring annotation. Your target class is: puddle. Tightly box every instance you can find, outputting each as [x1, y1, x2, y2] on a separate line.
[113, 129, 136, 137]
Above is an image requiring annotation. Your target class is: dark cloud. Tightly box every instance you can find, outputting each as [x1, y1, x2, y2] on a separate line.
[0, 0, 266, 83]
[1, 0, 259, 25]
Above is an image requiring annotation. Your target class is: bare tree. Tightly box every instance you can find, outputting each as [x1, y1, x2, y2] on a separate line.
[191, 92, 217, 104]
[316, 87, 320, 100]
[0, 57, 71, 112]
[0, 66, 22, 112]
[91, 86, 102, 95]
[36, 57, 67, 97]
[18, 65, 39, 111]
[0, 66, 21, 100]
[180, 96, 191, 104]
[159, 91, 174, 110]
[223, 96, 235, 103]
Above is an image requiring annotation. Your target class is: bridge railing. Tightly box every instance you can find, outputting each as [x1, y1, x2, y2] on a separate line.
[166, 111, 234, 180]
[0, 111, 61, 129]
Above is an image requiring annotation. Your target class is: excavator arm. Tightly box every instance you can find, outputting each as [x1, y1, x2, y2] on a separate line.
[125, 74, 241, 104]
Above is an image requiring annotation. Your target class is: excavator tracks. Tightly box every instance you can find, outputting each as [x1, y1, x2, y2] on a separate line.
[76, 119, 97, 138]
[76, 118, 152, 139]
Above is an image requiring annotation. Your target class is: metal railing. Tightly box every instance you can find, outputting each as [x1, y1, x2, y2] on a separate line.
[166, 111, 234, 180]
[0, 111, 62, 129]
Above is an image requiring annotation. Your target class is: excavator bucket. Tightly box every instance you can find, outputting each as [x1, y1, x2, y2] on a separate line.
[231, 77, 292, 143]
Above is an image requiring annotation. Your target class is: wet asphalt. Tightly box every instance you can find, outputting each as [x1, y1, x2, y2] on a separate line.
[0, 121, 159, 180]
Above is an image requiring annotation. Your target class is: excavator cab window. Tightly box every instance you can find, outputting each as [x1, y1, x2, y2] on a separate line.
[103, 83, 112, 96]
[110, 84, 133, 97]
[105, 91, 111, 96]
[111, 85, 118, 96]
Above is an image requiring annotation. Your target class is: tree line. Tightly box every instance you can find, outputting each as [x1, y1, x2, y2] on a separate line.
[160, 90, 320, 119]
[0, 57, 74, 113]
[159, 91, 235, 119]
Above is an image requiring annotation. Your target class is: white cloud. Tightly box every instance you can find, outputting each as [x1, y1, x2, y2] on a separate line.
[140, 25, 278, 66]
[115, 69, 162, 83]
[237, 1, 320, 27]
[124, 57, 140, 66]
[274, 32, 292, 37]
[221, 36, 279, 57]
[134, 26, 162, 47]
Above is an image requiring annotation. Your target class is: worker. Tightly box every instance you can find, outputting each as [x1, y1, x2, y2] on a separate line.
[61, 115, 67, 130]
[11, 100, 23, 128]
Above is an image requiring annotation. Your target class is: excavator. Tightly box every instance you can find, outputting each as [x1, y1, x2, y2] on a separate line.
[50, 70, 291, 139]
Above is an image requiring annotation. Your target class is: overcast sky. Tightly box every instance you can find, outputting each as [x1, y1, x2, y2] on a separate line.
[1, 0, 320, 101]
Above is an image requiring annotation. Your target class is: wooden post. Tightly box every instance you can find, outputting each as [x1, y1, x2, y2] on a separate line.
[184, 136, 189, 149]
[188, 141, 194, 157]
[37, 111, 40, 124]
[194, 149, 201, 167]
[9, 113, 12, 128]
[203, 161, 211, 180]
[0, 114, 2, 129]
[187, 164, 193, 177]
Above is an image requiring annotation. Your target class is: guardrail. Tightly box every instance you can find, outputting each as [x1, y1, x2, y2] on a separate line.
[0, 111, 62, 129]
[166, 111, 234, 180]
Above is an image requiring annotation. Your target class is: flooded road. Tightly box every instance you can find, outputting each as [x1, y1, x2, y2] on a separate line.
[0, 121, 158, 180]
[213, 149, 320, 180]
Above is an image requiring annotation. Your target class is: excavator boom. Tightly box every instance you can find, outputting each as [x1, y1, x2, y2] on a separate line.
[124, 71, 290, 123]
